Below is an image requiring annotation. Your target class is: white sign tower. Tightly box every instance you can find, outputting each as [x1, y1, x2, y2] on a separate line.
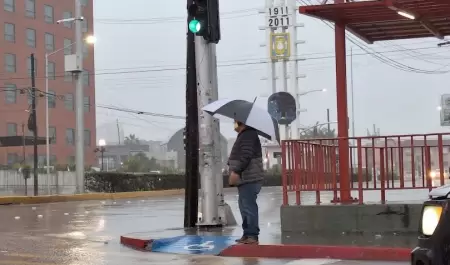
[260, 0, 306, 140]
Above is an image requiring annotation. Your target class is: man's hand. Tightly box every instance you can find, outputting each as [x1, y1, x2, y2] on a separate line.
[228, 171, 240, 186]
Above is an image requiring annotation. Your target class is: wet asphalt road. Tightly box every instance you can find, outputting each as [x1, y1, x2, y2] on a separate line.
[0, 186, 417, 265]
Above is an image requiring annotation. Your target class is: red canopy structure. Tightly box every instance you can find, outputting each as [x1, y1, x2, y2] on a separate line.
[299, 0, 450, 203]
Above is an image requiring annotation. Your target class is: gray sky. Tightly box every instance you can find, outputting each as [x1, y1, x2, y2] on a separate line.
[93, 0, 450, 143]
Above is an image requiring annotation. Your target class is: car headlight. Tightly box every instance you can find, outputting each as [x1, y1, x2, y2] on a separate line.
[422, 205, 443, 236]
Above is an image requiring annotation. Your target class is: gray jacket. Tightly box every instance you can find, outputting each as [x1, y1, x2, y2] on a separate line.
[228, 127, 264, 185]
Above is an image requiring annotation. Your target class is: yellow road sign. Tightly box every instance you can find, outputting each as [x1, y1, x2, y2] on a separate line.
[270, 33, 290, 61]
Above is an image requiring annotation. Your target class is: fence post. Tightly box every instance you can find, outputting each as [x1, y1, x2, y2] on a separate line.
[379, 148, 386, 204]
[357, 138, 363, 204]
[281, 141, 289, 206]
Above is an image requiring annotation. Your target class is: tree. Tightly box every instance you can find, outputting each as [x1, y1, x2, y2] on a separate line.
[122, 152, 161, 172]
[300, 122, 336, 139]
[124, 134, 140, 145]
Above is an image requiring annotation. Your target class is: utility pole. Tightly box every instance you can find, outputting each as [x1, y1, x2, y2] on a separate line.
[184, 0, 199, 228]
[327, 108, 331, 134]
[22, 123, 26, 164]
[30, 54, 38, 196]
[74, 0, 85, 193]
[116, 119, 121, 144]
[22, 123, 27, 196]
[195, 35, 219, 226]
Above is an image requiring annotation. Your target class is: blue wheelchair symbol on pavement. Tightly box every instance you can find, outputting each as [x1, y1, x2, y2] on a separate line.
[151, 235, 237, 255]
[184, 241, 215, 251]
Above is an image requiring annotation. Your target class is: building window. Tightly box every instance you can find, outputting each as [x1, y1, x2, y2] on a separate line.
[4, 53, 16, 72]
[83, 70, 89, 86]
[68, 156, 75, 164]
[63, 11, 72, 28]
[48, 90, 56, 108]
[27, 90, 32, 105]
[81, 0, 88, 6]
[4, 23, 15, 42]
[50, 155, 57, 165]
[7, 123, 17, 136]
[64, 72, 73, 82]
[25, 0, 35, 18]
[83, 42, 89, 56]
[66, 128, 75, 145]
[5, 84, 17, 104]
[48, 62, 55, 80]
[65, 93, 74, 110]
[84, 130, 91, 146]
[84, 96, 90, 112]
[82, 18, 88, 33]
[44, 5, 53, 23]
[4, 0, 14, 12]
[27, 56, 37, 77]
[7, 153, 18, 165]
[49, 126, 56, 144]
[26, 28, 36, 47]
[45, 33, 54, 51]
[64, 38, 72, 55]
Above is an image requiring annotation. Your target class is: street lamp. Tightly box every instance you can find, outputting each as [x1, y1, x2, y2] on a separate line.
[95, 139, 106, 171]
[44, 34, 96, 194]
[296, 89, 327, 138]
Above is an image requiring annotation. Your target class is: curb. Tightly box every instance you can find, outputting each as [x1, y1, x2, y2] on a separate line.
[219, 244, 411, 261]
[120, 235, 411, 261]
[0, 189, 184, 205]
[120, 236, 153, 251]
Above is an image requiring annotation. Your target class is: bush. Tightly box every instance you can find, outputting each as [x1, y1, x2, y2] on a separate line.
[350, 172, 373, 182]
[85, 172, 283, 193]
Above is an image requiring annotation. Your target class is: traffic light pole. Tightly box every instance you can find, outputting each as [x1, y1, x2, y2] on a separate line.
[187, 0, 235, 228]
[183, 0, 199, 229]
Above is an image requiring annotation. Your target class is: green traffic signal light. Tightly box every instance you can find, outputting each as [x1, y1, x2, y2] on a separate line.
[188, 19, 202, 33]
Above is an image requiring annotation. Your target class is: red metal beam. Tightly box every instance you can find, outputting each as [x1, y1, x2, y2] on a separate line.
[299, 0, 387, 14]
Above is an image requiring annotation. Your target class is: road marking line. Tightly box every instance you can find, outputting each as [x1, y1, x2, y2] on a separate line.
[284, 259, 342, 265]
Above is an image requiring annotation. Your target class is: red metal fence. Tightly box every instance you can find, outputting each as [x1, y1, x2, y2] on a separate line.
[281, 133, 450, 205]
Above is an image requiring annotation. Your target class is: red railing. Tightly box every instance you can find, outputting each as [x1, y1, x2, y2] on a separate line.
[281, 133, 450, 205]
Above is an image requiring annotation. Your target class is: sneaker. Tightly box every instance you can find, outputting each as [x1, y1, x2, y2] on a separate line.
[235, 235, 247, 243]
[240, 236, 259, 245]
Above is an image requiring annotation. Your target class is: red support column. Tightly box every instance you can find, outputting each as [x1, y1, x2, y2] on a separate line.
[335, 21, 352, 203]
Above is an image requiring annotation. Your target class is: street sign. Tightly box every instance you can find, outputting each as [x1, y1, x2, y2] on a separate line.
[150, 235, 237, 255]
[440, 94, 450, 126]
[267, 6, 290, 28]
[268, 91, 296, 124]
[270, 33, 291, 60]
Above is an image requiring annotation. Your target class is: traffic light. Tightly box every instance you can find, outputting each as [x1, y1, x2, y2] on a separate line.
[187, 0, 221, 43]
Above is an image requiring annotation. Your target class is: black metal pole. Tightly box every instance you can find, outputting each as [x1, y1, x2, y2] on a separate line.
[184, 0, 199, 228]
[22, 123, 27, 196]
[327, 108, 331, 134]
[101, 150, 104, 171]
[31, 54, 38, 196]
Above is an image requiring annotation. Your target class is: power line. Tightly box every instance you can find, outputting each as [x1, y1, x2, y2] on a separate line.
[1, 45, 447, 83]
[95, 8, 258, 23]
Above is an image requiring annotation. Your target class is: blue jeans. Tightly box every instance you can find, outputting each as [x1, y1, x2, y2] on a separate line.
[237, 181, 262, 238]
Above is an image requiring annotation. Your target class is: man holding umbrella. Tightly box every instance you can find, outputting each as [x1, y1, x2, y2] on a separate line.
[202, 98, 280, 245]
[228, 120, 264, 244]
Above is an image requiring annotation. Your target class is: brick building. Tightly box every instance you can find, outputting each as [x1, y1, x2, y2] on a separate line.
[0, 0, 96, 166]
